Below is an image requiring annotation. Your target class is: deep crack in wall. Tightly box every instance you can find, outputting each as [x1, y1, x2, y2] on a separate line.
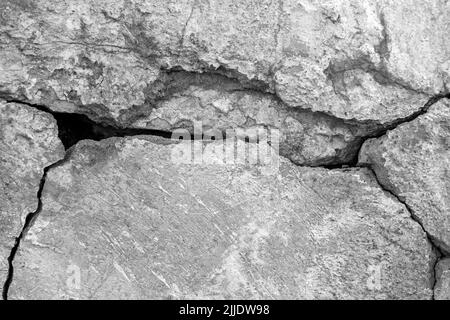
[2, 94, 449, 299]
[0, 0, 449, 300]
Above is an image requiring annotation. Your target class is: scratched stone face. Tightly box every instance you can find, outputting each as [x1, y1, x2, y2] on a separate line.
[8, 137, 435, 299]
[0, 0, 449, 302]
[0, 100, 64, 287]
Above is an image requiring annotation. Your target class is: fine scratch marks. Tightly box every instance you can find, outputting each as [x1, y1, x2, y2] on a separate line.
[274, 0, 284, 61]
[179, 0, 198, 47]
[151, 269, 171, 289]
[113, 261, 131, 282]
[35, 40, 132, 53]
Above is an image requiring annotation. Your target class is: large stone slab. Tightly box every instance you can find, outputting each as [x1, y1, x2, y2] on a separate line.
[0, 100, 65, 287]
[9, 137, 435, 299]
[359, 99, 450, 252]
[0, 0, 447, 126]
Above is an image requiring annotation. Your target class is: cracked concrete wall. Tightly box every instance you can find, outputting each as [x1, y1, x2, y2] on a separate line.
[0, 0, 449, 300]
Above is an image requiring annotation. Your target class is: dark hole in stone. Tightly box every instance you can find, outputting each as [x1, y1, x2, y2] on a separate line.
[4, 99, 174, 149]
[53, 112, 173, 149]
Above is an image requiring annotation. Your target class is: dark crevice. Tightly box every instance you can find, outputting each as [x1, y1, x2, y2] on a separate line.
[162, 66, 273, 94]
[4, 83, 447, 167]
[2, 155, 69, 300]
[324, 93, 450, 169]
[4, 99, 175, 149]
[5, 92, 449, 167]
[432, 257, 446, 300]
[326, 93, 450, 299]
[160, 69, 383, 131]
[3, 98, 269, 149]
[163, 67, 448, 133]
[358, 163, 447, 300]
[1, 92, 448, 299]
[158, 70, 449, 169]
[55, 112, 173, 149]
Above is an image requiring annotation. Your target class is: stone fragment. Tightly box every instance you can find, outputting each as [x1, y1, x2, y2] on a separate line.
[435, 258, 450, 300]
[129, 72, 370, 166]
[0, 100, 65, 286]
[359, 99, 450, 252]
[9, 137, 435, 299]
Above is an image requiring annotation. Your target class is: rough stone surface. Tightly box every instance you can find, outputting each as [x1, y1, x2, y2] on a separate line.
[130, 72, 371, 166]
[1, 0, 448, 301]
[359, 99, 450, 252]
[9, 137, 435, 299]
[0, 100, 64, 286]
[435, 258, 450, 300]
[0, 0, 448, 127]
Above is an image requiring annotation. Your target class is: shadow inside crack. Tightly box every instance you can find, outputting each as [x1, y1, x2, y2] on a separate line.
[54, 112, 173, 149]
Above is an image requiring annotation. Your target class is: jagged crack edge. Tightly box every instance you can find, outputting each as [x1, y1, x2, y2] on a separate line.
[3, 99, 177, 148]
[2, 99, 268, 147]
[1, 155, 69, 300]
[3, 89, 448, 167]
[349, 94, 450, 300]
[0, 92, 448, 299]
[358, 163, 444, 300]
[327, 93, 450, 169]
